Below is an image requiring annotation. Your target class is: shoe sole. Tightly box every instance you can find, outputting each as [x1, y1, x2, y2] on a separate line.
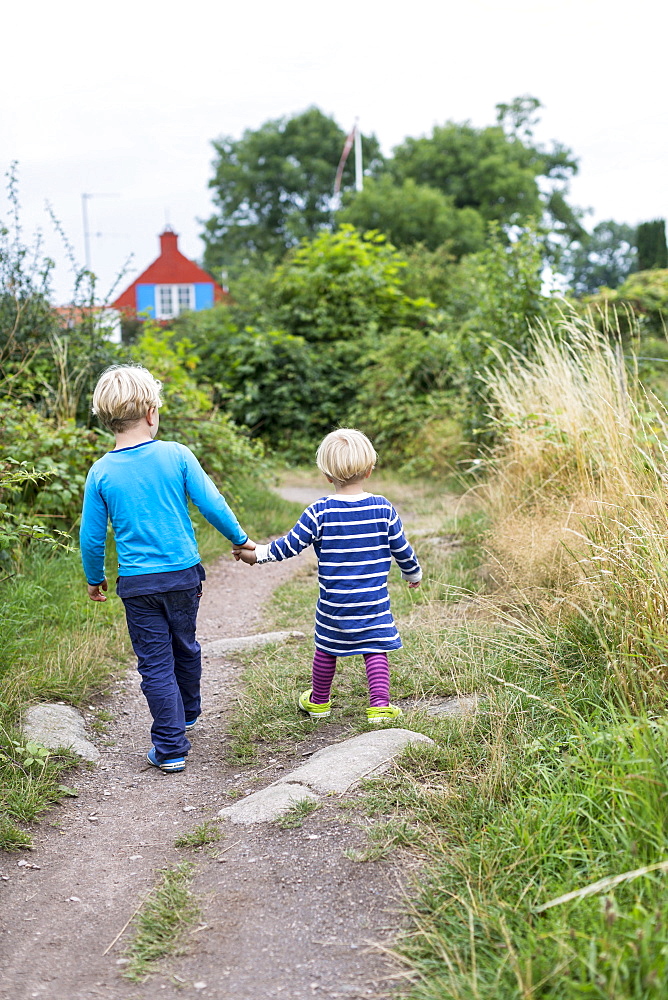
[185, 721, 197, 732]
[147, 753, 185, 773]
[298, 692, 331, 720]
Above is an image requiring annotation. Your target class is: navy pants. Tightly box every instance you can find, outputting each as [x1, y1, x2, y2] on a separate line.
[122, 586, 202, 761]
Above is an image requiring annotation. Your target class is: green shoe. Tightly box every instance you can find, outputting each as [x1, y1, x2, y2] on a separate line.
[299, 689, 332, 721]
[367, 704, 403, 724]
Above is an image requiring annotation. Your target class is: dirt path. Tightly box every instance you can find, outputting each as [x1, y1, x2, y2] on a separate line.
[0, 484, 413, 1000]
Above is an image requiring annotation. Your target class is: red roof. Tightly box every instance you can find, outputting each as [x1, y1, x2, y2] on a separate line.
[112, 228, 226, 312]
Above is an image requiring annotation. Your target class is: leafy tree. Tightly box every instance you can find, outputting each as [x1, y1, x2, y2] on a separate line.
[559, 220, 637, 295]
[637, 219, 667, 271]
[391, 97, 582, 242]
[202, 108, 383, 270]
[338, 176, 485, 256]
[270, 225, 429, 342]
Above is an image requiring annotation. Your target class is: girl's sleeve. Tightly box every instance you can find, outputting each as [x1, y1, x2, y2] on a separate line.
[182, 446, 248, 545]
[255, 506, 319, 564]
[388, 505, 422, 583]
[80, 469, 109, 585]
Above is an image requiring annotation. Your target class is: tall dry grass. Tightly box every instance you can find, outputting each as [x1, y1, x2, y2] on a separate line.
[483, 310, 668, 699]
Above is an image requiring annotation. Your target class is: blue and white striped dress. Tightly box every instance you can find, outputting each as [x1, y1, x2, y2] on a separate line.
[255, 493, 422, 656]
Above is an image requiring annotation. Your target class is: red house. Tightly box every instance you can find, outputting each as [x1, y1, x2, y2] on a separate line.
[112, 228, 226, 320]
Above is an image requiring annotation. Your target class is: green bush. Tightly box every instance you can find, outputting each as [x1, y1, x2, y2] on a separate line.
[585, 268, 668, 336]
[0, 400, 110, 528]
[350, 327, 466, 475]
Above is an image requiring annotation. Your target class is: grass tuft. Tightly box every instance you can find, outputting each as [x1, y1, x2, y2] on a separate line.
[174, 821, 221, 849]
[275, 799, 320, 829]
[122, 863, 200, 981]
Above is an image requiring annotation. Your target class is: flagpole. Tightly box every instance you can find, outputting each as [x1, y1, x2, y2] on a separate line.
[354, 118, 363, 192]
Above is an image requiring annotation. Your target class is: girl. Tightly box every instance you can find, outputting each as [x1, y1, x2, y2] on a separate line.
[234, 429, 421, 722]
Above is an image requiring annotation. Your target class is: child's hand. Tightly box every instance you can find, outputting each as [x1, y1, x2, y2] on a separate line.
[408, 580, 421, 589]
[233, 547, 258, 565]
[88, 579, 108, 602]
[233, 538, 257, 565]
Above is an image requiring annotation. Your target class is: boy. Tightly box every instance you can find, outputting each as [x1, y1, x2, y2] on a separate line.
[80, 364, 255, 773]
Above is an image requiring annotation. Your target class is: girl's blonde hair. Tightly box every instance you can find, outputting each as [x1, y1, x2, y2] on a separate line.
[316, 428, 377, 485]
[92, 364, 163, 433]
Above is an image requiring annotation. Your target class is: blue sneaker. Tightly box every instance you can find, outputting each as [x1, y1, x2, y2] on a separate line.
[185, 718, 198, 732]
[146, 747, 185, 773]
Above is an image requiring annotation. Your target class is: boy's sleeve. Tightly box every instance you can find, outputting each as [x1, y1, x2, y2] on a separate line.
[182, 447, 248, 545]
[388, 505, 422, 583]
[80, 468, 109, 585]
[255, 506, 319, 564]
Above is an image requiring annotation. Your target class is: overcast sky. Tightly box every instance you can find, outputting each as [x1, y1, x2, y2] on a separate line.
[3, 0, 666, 302]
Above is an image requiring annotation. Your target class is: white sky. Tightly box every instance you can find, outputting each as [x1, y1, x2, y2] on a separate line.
[3, 0, 666, 302]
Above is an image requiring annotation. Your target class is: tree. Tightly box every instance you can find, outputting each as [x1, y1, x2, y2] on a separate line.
[559, 220, 637, 295]
[202, 108, 383, 271]
[391, 97, 582, 242]
[637, 219, 667, 271]
[270, 225, 429, 342]
[338, 176, 485, 256]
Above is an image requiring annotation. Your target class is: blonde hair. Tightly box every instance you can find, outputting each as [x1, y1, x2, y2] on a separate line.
[316, 428, 377, 485]
[92, 365, 163, 433]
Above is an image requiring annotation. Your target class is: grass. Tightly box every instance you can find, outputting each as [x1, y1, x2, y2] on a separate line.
[121, 862, 200, 981]
[275, 798, 320, 829]
[0, 545, 127, 849]
[174, 821, 221, 849]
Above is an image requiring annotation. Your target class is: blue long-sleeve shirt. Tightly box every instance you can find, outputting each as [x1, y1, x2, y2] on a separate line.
[80, 439, 248, 585]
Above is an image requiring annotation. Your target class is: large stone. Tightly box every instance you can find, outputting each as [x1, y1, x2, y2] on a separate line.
[219, 782, 319, 825]
[425, 694, 481, 717]
[23, 704, 100, 763]
[202, 630, 306, 657]
[218, 728, 433, 825]
[281, 729, 433, 794]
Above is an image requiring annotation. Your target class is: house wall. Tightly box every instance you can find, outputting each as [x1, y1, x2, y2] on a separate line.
[133, 282, 214, 317]
[136, 284, 156, 316]
[194, 283, 214, 310]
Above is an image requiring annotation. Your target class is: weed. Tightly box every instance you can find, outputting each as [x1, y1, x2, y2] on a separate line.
[276, 799, 319, 829]
[122, 863, 200, 981]
[90, 709, 114, 735]
[174, 822, 221, 849]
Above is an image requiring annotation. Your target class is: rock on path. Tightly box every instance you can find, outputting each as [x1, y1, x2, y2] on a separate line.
[22, 704, 100, 763]
[220, 729, 434, 824]
[201, 630, 306, 657]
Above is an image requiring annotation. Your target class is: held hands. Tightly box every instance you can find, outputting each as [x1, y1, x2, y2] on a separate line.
[88, 579, 108, 602]
[233, 538, 257, 565]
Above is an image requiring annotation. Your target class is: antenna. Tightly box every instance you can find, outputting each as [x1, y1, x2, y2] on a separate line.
[81, 192, 120, 272]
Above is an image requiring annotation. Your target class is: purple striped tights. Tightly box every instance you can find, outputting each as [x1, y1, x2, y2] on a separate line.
[311, 649, 390, 707]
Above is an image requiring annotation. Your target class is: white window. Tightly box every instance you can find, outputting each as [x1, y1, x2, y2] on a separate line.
[177, 285, 193, 312]
[158, 286, 173, 318]
[155, 284, 194, 319]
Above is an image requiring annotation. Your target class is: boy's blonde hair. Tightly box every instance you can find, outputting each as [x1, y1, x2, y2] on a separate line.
[316, 428, 377, 485]
[92, 365, 163, 433]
